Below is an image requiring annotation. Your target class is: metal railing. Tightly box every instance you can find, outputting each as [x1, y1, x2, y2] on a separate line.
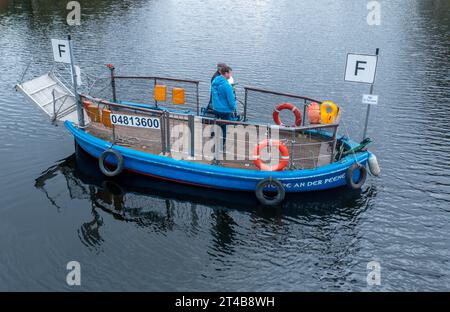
[80, 93, 339, 170]
[243, 86, 324, 125]
[25, 63, 340, 169]
[111, 74, 201, 115]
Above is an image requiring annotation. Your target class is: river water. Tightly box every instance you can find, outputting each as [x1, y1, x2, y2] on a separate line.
[0, 0, 449, 291]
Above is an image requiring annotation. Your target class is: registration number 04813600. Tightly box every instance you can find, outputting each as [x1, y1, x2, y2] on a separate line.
[110, 113, 161, 129]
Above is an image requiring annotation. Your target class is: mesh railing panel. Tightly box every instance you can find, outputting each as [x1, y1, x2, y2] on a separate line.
[81, 85, 338, 171]
[114, 77, 199, 114]
[50, 63, 341, 171]
[243, 87, 323, 126]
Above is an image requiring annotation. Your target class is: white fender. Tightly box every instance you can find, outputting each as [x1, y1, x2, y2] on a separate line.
[368, 153, 381, 177]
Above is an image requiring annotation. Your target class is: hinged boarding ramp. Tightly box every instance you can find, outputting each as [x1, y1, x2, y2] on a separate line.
[15, 72, 85, 124]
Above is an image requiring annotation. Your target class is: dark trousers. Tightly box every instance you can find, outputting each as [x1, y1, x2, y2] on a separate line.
[213, 111, 234, 153]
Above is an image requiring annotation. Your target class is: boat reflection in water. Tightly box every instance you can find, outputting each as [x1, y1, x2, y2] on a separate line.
[34, 144, 377, 252]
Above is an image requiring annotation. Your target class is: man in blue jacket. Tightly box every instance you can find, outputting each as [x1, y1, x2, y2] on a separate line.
[211, 65, 236, 121]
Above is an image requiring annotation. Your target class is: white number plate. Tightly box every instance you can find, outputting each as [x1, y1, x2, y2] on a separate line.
[110, 114, 161, 129]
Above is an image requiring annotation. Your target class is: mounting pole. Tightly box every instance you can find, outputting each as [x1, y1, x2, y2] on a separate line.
[362, 48, 379, 140]
[68, 35, 85, 127]
[107, 64, 117, 102]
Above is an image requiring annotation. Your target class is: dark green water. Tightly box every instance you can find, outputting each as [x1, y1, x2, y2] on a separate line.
[0, 0, 449, 291]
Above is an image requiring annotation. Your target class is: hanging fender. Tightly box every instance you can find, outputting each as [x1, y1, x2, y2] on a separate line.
[255, 177, 286, 206]
[368, 153, 381, 176]
[99, 149, 124, 177]
[346, 163, 367, 190]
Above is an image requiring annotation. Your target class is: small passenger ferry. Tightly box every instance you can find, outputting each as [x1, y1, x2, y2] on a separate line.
[16, 40, 380, 205]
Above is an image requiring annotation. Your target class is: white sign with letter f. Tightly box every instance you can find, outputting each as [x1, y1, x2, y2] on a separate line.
[51, 39, 71, 64]
[345, 53, 378, 84]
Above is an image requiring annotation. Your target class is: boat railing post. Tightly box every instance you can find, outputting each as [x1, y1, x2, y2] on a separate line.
[109, 64, 117, 102]
[267, 124, 271, 165]
[154, 78, 158, 108]
[302, 100, 307, 126]
[243, 88, 248, 122]
[212, 119, 220, 165]
[110, 104, 116, 144]
[188, 114, 195, 159]
[289, 129, 295, 169]
[311, 150, 317, 169]
[96, 100, 100, 123]
[160, 111, 166, 155]
[330, 125, 338, 164]
[196, 82, 200, 116]
[165, 111, 171, 154]
[213, 119, 218, 163]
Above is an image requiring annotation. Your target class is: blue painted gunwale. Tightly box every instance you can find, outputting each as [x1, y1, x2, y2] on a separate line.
[65, 121, 369, 193]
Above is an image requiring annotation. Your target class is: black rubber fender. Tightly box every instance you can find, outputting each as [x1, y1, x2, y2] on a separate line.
[99, 149, 124, 177]
[346, 163, 367, 190]
[255, 177, 286, 206]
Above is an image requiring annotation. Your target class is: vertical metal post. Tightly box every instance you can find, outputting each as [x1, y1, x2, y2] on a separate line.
[110, 104, 116, 144]
[196, 82, 200, 116]
[302, 99, 307, 126]
[67, 35, 85, 127]
[362, 48, 379, 140]
[330, 125, 338, 164]
[165, 111, 171, 153]
[160, 112, 166, 154]
[109, 65, 117, 102]
[188, 114, 195, 158]
[362, 84, 374, 140]
[243, 88, 248, 122]
[266, 125, 271, 166]
[154, 78, 158, 108]
[289, 129, 295, 169]
[212, 119, 219, 164]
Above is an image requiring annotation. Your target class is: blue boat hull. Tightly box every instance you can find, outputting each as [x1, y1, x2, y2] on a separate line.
[65, 121, 369, 193]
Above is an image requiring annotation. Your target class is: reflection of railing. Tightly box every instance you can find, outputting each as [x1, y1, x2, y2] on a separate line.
[81, 93, 339, 170]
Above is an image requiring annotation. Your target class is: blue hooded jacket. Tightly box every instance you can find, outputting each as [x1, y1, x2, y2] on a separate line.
[211, 75, 236, 113]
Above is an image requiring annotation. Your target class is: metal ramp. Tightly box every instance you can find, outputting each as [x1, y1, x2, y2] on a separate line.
[16, 72, 85, 124]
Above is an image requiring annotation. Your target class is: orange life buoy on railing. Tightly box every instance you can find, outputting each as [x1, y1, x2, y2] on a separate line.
[273, 103, 302, 127]
[253, 139, 290, 172]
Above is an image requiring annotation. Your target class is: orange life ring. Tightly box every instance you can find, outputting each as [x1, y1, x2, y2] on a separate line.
[273, 103, 302, 127]
[253, 139, 290, 172]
